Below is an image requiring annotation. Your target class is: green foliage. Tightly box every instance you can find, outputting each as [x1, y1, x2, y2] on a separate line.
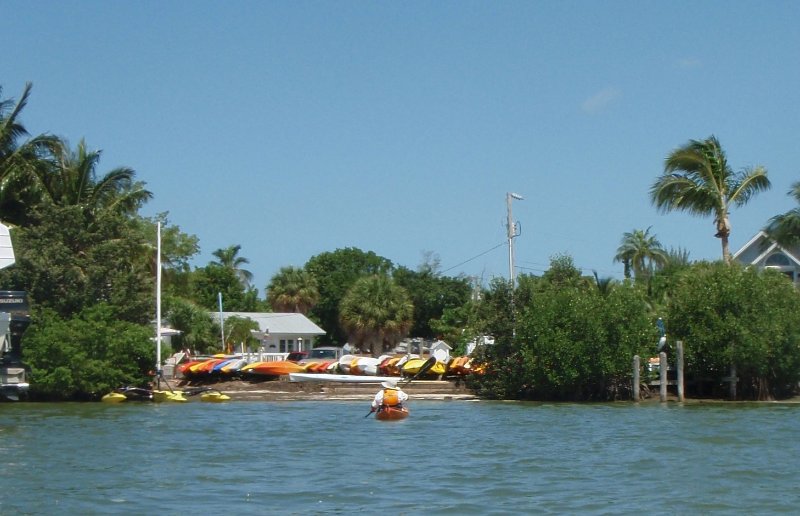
[210, 244, 254, 288]
[613, 227, 667, 281]
[306, 247, 394, 344]
[765, 181, 800, 248]
[651, 135, 770, 262]
[266, 266, 319, 314]
[23, 304, 153, 400]
[223, 315, 260, 354]
[163, 295, 217, 354]
[393, 265, 472, 339]
[469, 255, 655, 401]
[666, 262, 800, 399]
[339, 274, 413, 355]
[190, 264, 261, 312]
[0, 204, 152, 323]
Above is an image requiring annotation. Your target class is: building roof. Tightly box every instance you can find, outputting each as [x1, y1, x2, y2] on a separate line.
[213, 312, 325, 336]
[733, 231, 800, 267]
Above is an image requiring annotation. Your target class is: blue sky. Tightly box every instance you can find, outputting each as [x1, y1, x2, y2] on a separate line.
[5, 2, 800, 293]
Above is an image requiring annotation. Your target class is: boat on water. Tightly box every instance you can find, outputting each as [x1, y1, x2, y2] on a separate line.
[200, 390, 230, 402]
[289, 373, 402, 383]
[101, 386, 186, 402]
[375, 406, 409, 421]
[101, 392, 127, 403]
[153, 389, 187, 402]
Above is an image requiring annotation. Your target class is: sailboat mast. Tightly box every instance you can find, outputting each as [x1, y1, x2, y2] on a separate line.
[218, 292, 225, 353]
[156, 222, 162, 383]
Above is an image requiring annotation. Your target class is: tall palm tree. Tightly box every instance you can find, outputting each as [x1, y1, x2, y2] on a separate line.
[0, 82, 61, 225]
[210, 244, 253, 288]
[339, 275, 413, 356]
[266, 266, 319, 314]
[41, 139, 152, 219]
[613, 227, 668, 281]
[765, 181, 800, 247]
[650, 135, 770, 263]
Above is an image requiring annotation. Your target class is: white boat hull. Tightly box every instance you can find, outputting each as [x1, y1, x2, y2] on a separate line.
[289, 373, 399, 383]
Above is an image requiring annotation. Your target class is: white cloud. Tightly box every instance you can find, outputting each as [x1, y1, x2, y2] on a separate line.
[581, 87, 621, 114]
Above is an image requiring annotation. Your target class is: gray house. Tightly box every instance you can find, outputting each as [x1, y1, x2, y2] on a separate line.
[732, 231, 800, 284]
[215, 312, 325, 354]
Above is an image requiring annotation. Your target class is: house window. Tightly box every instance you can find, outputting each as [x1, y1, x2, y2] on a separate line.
[766, 253, 791, 266]
[764, 253, 797, 283]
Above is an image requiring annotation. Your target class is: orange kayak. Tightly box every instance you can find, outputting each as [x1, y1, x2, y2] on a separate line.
[242, 360, 306, 376]
[376, 406, 409, 421]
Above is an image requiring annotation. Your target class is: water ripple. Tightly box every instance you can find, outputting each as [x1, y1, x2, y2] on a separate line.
[2, 401, 800, 513]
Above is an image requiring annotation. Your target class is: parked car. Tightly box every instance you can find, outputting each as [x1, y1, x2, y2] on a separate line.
[286, 351, 308, 362]
[300, 346, 343, 362]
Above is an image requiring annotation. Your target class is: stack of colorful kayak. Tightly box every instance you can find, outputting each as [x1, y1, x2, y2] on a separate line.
[177, 353, 483, 383]
[239, 360, 306, 378]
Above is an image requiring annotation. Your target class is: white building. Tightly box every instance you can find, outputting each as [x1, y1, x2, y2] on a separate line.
[215, 312, 326, 353]
[732, 231, 800, 284]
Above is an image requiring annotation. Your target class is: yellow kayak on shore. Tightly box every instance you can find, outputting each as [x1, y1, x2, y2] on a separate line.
[402, 358, 446, 376]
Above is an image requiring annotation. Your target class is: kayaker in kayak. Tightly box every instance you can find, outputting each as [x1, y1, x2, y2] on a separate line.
[371, 380, 408, 413]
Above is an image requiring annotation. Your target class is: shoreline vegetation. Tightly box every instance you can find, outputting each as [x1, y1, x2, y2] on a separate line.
[4, 84, 800, 403]
[165, 377, 800, 404]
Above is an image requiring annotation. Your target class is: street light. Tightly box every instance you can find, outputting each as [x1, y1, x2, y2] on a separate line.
[506, 192, 524, 287]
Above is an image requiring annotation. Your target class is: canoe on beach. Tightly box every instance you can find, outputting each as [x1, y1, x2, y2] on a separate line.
[289, 373, 401, 383]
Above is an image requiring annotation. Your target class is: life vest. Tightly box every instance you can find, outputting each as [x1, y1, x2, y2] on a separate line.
[382, 388, 400, 406]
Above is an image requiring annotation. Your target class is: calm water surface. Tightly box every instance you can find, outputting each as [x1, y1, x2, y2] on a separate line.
[1, 400, 799, 514]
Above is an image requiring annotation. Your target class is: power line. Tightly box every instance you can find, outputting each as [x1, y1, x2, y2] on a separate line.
[442, 241, 507, 274]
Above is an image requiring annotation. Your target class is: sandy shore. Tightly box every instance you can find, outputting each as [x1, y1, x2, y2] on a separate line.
[161, 376, 478, 402]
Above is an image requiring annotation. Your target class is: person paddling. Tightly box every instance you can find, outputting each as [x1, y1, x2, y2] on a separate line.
[371, 380, 408, 414]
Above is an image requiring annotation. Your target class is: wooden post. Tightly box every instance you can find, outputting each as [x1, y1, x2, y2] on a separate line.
[729, 363, 737, 400]
[633, 355, 640, 402]
[659, 351, 667, 402]
[676, 340, 684, 402]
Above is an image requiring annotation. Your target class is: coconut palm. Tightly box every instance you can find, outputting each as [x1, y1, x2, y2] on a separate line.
[613, 227, 668, 281]
[210, 244, 253, 288]
[339, 275, 413, 356]
[650, 135, 770, 263]
[0, 82, 61, 225]
[266, 266, 319, 314]
[39, 139, 152, 219]
[592, 271, 616, 297]
[765, 181, 800, 247]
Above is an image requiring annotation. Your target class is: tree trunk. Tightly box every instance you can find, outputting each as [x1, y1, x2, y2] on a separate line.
[720, 234, 731, 264]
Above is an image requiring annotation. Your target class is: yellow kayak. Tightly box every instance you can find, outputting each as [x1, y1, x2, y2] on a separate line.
[200, 391, 231, 402]
[402, 358, 446, 376]
[101, 392, 127, 403]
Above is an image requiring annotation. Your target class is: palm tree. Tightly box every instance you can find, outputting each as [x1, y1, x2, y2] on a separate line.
[592, 271, 616, 297]
[613, 227, 668, 281]
[0, 82, 61, 225]
[765, 181, 800, 247]
[41, 139, 152, 219]
[266, 266, 319, 314]
[210, 244, 253, 288]
[650, 135, 770, 263]
[339, 275, 413, 356]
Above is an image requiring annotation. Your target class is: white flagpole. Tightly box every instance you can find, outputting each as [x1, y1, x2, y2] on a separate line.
[218, 292, 225, 353]
[156, 222, 163, 385]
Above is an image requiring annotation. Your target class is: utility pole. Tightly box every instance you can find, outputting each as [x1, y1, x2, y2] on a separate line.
[507, 192, 523, 338]
[507, 192, 523, 287]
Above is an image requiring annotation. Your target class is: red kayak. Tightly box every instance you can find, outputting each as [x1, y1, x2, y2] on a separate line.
[375, 406, 409, 421]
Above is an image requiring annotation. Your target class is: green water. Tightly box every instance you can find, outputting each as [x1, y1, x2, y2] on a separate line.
[1, 400, 799, 514]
